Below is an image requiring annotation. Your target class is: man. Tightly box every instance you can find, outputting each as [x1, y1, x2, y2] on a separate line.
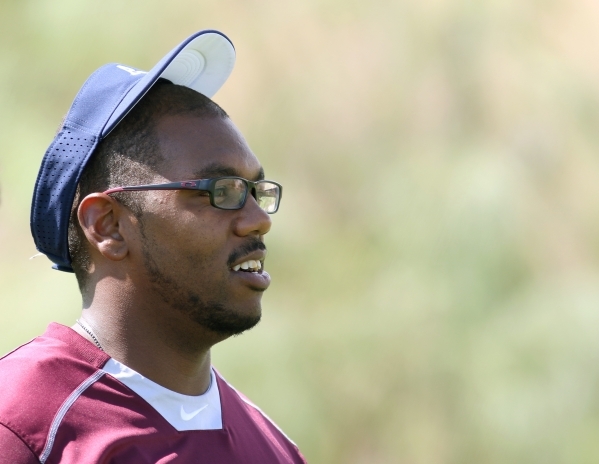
[0, 30, 306, 463]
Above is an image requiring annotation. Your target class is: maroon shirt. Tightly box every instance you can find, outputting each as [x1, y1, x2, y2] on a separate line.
[0, 324, 306, 463]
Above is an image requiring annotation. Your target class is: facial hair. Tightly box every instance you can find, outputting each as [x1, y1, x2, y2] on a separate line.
[139, 227, 262, 337]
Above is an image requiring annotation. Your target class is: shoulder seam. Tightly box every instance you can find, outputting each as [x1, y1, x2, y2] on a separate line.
[0, 421, 40, 463]
[0, 338, 36, 361]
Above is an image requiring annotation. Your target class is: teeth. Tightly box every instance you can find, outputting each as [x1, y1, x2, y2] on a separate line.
[232, 260, 263, 272]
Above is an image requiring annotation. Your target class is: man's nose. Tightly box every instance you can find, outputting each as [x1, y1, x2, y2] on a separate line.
[233, 195, 272, 237]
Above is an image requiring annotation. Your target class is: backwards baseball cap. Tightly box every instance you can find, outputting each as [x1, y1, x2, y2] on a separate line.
[30, 30, 235, 273]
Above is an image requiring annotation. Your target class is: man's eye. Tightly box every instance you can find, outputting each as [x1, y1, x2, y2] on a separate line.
[214, 188, 228, 198]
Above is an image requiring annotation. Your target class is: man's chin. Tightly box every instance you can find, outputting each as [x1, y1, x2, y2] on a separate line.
[189, 303, 262, 336]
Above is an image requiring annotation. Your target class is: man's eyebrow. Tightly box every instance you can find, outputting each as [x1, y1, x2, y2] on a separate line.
[192, 163, 265, 181]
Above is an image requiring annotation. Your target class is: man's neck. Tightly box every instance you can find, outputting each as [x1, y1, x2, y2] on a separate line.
[73, 289, 227, 396]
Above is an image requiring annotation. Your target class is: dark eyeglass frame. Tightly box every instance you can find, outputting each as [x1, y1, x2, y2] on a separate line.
[103, 176, 283, 213]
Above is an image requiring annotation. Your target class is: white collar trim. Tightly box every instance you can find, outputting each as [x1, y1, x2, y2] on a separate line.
[102, 358, 223, 431]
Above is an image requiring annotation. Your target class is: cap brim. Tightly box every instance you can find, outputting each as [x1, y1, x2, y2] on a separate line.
[103, 30, 235, 137]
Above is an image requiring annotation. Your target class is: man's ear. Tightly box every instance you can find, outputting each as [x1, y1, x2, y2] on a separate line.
[77, 193, 129, 263]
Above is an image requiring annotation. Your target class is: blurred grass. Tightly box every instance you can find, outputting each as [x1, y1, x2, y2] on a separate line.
[3, 0, 599, 462]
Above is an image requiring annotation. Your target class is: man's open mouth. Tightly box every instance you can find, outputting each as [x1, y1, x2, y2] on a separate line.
[231, 260, 262, 273]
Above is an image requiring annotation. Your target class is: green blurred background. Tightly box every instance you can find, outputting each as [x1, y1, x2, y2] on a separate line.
[2, 0, 599, 462]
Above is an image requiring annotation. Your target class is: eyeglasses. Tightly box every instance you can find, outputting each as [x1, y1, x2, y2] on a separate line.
[103, 177, 282, 213]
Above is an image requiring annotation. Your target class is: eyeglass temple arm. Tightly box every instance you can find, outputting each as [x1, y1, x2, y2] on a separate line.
[103, 180, 211, 195]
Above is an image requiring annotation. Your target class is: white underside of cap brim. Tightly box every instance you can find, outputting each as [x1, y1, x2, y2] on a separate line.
[159, 33, 235, 98]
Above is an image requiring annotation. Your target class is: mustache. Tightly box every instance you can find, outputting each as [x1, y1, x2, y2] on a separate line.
[227, 238, 267, 266]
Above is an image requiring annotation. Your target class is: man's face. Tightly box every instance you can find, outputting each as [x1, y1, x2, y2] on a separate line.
[130, 114, 273, 336]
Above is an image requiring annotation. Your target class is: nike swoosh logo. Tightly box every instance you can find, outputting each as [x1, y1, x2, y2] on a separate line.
[180, 404, 208, 421]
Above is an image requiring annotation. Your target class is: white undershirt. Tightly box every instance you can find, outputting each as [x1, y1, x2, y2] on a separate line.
[102, 358, 223, 431]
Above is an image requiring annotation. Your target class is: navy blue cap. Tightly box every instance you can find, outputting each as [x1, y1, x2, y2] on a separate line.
[30, 30, 236, 272]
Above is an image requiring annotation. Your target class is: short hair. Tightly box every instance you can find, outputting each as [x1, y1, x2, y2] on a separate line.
[68, 79, 228, 291]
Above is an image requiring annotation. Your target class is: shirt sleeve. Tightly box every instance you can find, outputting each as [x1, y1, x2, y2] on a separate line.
[0, 423, 39, 464]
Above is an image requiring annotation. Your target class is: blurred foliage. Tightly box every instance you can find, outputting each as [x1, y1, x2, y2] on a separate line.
[3, 0, 599, 462]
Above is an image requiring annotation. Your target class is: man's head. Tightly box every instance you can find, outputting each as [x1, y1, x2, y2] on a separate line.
[32, 32, 278, 338]
[69, 81, 273, 336]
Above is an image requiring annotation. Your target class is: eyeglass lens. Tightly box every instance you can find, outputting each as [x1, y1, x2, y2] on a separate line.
[213, 178, 246, 209]
[256, 182, 279, 213]
[213, 178, 280, 213]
